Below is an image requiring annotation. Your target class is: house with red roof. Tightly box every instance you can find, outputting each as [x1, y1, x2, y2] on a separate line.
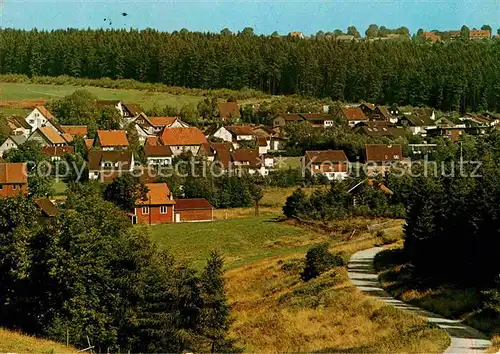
[7, 116, 32, 137]
[25, 106, 55, 130]
[27, 126, 69, 147]
[218, 102, 241, 121]
[60, 125, 88, 138]
[94, 130, 129, 150]
[133, 113, 190, 136]
[87, 150, 134, 181]
[133, 183, 175, 225]
[364, 144, 404, 175]
[0, 163, 28, 197]
[160, 127, 208, 156]
[174, 198, 214, 222]
[337, 107, 368, 127]
[304, 150, 349, 180]
[144, 137, 174, 166]
[42, 146, 75, 161]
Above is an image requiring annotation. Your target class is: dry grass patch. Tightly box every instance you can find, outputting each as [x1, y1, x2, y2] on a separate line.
[0, 328, 76, 353]
[226, 220, 449, 352]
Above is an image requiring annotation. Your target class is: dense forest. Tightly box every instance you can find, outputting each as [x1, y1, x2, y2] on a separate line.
[1, 29, 500, 112]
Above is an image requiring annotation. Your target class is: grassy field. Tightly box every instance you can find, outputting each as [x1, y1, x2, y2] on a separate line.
[375, 245, 499, 352]
[226, 218, 449, 352]
[0, 328, 76, 353]
[0, 82, 204, 111]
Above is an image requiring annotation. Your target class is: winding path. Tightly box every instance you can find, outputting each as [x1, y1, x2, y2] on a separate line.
[348, 247, 492, 353]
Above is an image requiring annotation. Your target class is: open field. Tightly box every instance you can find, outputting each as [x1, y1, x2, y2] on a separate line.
[0, 328, 76, 353]
[375, 245, 500, 352]
[226, 218, 449, 352]
[0, 82, 204, 111]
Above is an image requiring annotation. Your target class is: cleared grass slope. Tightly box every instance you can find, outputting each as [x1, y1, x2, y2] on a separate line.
[0, 328, 76, 353]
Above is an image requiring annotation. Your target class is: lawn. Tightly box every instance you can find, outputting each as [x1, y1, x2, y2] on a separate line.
[145, 216, 327, 270]
[0, 328, 76, 353]
[0, 82, 204, 110]
[226, 218, 449, 352]
[52, 180, 68, 195]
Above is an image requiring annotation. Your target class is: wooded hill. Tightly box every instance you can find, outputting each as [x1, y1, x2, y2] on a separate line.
[1, 29, 499, 112]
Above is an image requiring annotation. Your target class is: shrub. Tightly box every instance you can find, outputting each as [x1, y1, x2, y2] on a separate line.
[301, 244, 344, 281]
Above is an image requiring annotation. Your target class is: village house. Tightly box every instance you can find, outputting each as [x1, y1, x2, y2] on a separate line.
[423, 32, 441, 42]
[0, 135, 26, 157]
[133, 183, 175, 225]
[459, 114, 498, 127]
[144, 137, 174, 166]
[0, 162, 28, 197]
[133, 113, 190, 135]
[289, 31, 305, 39]
[354, 121, 406, 138]
[25, 106, 55, 130]
[7, 116, 32, 137]
[426, 126, 488, 143]
[28, 126, 68, 147]
[41, 146, 75, 161]
[174, 198, 214, 222]
[301, 113, 335, 128]
[60, 125, 88, 138]
[399, 108, 437, 135]
[336, 107, 368, 127]
[212, 125, 256, 149]
[304, 150, 349, 180]
[94, 130, 129, 151]
[218, 102, 241, 121]
[230, 149, 272, 176]
[408, 143, 438, 156]
[252, 126, 282, 151]
[97, 100, 142, 120]
[211, 142, 233, 170]
[371, 106, 396, 122]
[160, 127, 208, 156]
[88, 150, 135, 181]
[273, 113, 304, 128]
[359, 103, 376, 118]
[470, 29, 491, 40]
[364, 144, 404, 175]
[336, 35, 356, 42]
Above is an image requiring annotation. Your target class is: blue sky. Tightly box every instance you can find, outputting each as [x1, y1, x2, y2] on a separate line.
[1, 0, 499, 35]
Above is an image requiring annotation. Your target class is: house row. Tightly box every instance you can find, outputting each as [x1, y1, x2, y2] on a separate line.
[305, 144, 405, 180]
[273, 113, 336, 129]
[423, 29, 492, 42]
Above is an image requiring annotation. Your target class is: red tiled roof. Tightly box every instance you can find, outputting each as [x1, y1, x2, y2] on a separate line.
[160, 127, 207, 146]
[305, 150, 348, 163]
[37, 127, 67, 145]
[148, 117, 178, 127]
[96, 130, 129, 147]
[276, 113, 303, 122]
[365, 144, 403, 162]
[301, 113, 334, 122]
[87, 150, 133, 170]
[341, 107, 367, 121]
[42, 146, 75, 157]
[175, 198, 213, 210]
[144, 144, 173, 157]
[470, 30, 490, 38]
[232, 149, 261, 168]
[423, 32, 441, 42]
[35, 106, 55, 120]
[136, 183, 175, 205]
[60, 125, 88, 136]
[211, 142, 232, 169]
[226, 125, 255, 136]
[0, 163, 27, 184]
[84, 139, 94, 150]
[218, 102, 240, 119]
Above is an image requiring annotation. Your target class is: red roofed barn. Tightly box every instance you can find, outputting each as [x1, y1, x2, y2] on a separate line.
[0, 163, 28, 197]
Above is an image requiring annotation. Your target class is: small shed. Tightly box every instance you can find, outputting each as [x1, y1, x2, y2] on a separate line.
[174, 198, 214, 222]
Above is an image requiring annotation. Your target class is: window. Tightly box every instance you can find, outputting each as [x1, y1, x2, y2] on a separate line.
[142, 207, 150, 215]
[314, 165, 320, 170]
[0, 185, 3, 191]
[29, 119, 35, 124]
[13, 185, 18, 190]
[160, 206, 168, 214]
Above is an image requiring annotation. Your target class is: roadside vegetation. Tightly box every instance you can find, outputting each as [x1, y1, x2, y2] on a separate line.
[0, 328, 76, 353]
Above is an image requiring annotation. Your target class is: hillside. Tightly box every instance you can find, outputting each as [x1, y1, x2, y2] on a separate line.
[0, 328, 77, 353]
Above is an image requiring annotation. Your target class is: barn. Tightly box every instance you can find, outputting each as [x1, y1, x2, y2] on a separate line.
[174, 198, 214, 222]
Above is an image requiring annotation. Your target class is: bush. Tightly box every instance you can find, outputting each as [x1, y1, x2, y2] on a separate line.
[301, 244, 344, 281]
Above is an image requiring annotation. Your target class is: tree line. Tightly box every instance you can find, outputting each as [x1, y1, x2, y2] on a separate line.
[0, 185, 236, 352]
[1, 29, 500, 112]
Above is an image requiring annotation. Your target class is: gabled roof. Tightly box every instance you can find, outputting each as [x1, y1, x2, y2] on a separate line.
[60, 125, 88, 136]
[175, 198, 213, 210]
[365, 144, 403, 162]
[35, 127, 68, 145]
[0, 163, 27, 184]
[42, 146, 75, 157]
[148, 116, 179, 127]
[218, 102, 240, 119]
[341, 107, 367, 121]
[211, 142, 233, 169]
[232, 149, 261, 168]
[122, 103, 142, 116]
[360, 103, 376, 112]
[305, 150, 348, 163]
[84, 139, 94, 150]
[87, 150, 133, 170]
[8, 115, 31, 130]
[160, 127, 207, 146]
[375, 106, 393, 119]
[96, 130, 129, 147]
[35, 106, 55, 120]
[5, 135, 27, 146]
[35, 198, 59, 217]
[275, 113, 304, 122]
[136, 183, 175, 206]
[403, 111, 435, 127]
[300, 113, 334, 122]
[144, 144, 173, 157]
[225, 125, 255, 136]
[96, 100, 120, 109]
